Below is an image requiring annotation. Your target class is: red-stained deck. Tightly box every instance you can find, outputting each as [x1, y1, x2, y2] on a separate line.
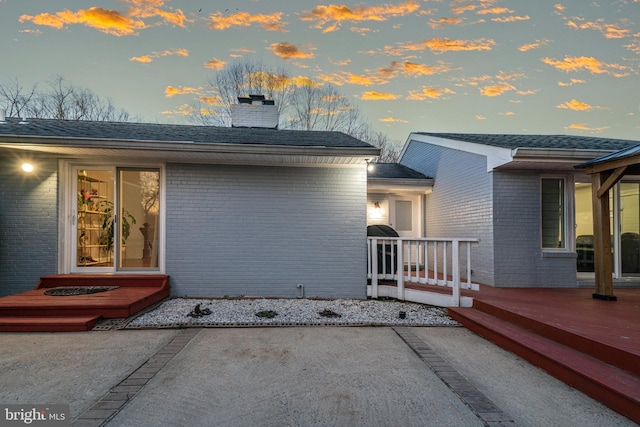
[0, 275, 170, 332]
[448, 285, 640, 424]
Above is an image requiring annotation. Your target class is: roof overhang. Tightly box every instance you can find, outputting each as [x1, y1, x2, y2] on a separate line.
[0, 135, 380, 166]
[495, 148, 615, 172]
[401, 134, 616, 173]
[576, 146, 640, 175]
[367, 178, 433, 194]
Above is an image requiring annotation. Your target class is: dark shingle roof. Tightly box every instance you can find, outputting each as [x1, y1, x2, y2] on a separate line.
[368, 163, 431, 180]
[577, 144, 640, 168]
[416, 133, 639, 151]
[0, 117, 374, 149]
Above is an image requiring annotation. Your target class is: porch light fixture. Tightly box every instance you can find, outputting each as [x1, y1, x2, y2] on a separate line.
[371, 201, 382, 219]
[367, 160, 375, 172]
[21, 163, 34, 173]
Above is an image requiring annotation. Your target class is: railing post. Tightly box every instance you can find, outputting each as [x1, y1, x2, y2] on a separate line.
[397, 238, 404, 300]
[443, 241, 448, 286]
[434, 242, 439, 286]
[452, 240, 460, 307]
[371, 238, 378, 299]
[466, 241, 472, 290]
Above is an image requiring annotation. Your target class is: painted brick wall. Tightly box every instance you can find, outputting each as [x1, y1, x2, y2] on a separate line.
[0, 154, 58, 296]
[400, 140, 495, 286]
[230, 104, 279, 128]
[493, 171, 576, 287]
[165, 163, 367, 298]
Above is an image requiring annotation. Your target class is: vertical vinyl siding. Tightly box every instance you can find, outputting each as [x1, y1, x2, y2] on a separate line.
[400, 140, 495, 286]
[165, 164, 367, 298]
[0, 154, 58, 296]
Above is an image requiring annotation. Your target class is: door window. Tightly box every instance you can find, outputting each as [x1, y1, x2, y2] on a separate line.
[395, 200, 413, 232]
[575, 183, 594, 272]
[620, 183, 640, 275]
[76, 169, 114, 268]
[119, 169, 160, 269]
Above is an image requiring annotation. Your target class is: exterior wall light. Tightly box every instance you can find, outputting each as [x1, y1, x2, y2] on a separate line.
[21, 163, 34, 173]
[371, 201, 383, 219]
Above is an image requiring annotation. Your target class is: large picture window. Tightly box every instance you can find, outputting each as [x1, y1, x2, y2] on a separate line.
[541, 178, 566, 249]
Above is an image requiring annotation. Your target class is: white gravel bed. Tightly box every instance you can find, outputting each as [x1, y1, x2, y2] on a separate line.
[126, 298, 460, 328]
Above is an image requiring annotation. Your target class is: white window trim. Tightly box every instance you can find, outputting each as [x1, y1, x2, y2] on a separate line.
[57, 159, 166, 274]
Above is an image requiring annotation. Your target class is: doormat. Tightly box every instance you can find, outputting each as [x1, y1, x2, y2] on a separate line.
[44, 286, 119, 296]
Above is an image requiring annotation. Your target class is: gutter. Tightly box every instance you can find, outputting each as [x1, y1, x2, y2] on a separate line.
[0, 134, 381, 159]
[511, 148, 614, 162]
[367, 178, 434, 187]
[367, 178, 434, 193]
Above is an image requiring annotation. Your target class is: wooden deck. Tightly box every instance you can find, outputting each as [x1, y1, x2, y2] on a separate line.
[449, 285, 640, 424]
[0, 275, 170, 332]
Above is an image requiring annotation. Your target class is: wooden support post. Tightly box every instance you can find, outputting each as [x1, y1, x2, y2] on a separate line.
[591, 172, 617, 301]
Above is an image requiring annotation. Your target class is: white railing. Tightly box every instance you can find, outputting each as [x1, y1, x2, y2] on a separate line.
[367, 237, 480, 307]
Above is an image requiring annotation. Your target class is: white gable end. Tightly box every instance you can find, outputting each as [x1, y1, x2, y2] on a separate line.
[400, 133, 513, 172]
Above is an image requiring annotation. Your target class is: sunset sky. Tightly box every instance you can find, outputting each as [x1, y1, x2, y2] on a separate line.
[1, 0, 639, 144]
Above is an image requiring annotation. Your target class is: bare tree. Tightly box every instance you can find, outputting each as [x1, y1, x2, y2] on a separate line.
[192, 60, 400, 161]
[360, 128, 402, 163]
[286, 83, 358, 132]
[0, 76, 132, 122]
[0, 77, 37, 119]
[195, 60, 292, 126]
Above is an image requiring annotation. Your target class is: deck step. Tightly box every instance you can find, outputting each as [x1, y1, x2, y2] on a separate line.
[0, 315, 101, 332]
[471, 298, 640, 377]
[448, 307, 640, 424]
[0, 274, 170, 332]
[36, 274, 170, 289]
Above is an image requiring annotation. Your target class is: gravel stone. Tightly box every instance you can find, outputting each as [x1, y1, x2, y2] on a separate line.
[127, 298, 460, 328]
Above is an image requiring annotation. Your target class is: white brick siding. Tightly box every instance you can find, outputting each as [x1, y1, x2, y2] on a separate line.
[230, 104, 279, 128]
[165, 163, 367, 298]
[400, 138, 579, 288]
[400, 140, 495, 286]
[493, 172, 576, 287]
[0, 155, 58, 296]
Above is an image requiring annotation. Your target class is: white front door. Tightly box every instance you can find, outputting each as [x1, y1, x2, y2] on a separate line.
[389, 195, 422, 238]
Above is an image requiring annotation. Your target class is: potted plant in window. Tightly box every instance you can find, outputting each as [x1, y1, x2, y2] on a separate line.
[97, 200, 136, 253]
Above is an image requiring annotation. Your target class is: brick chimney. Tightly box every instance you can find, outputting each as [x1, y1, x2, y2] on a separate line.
[231, 95, 278, 129]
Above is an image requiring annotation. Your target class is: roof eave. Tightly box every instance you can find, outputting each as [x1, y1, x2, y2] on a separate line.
[367, 178, 434, 194]
[494, 148, 617, 172]
[0, 135, 380, 165]
[512, 147, 614, 162]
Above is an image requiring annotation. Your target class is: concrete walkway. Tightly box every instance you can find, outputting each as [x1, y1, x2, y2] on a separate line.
[0, 327, 635, 426]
